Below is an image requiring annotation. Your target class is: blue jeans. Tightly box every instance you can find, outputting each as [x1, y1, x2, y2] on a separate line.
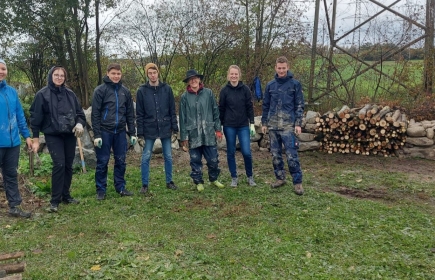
[223, 126, 253, 178]
[0, 146, 21, 208]
[189, 145, 220, 184]
[95, 130, 127, 194]
[269, 129, 302, 185]
[141, 137, 173, 185]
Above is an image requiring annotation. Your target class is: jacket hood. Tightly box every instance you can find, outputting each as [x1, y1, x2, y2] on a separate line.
[274, 71, 293, 84]
[103, 75, 123, 87]
[47, 66, 66, 93]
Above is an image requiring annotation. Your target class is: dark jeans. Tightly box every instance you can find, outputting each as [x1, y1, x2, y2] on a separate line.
[45, 133, 77, 205]
[269, 129, 303, 185]
[189, 145, 220, 184]
[95, 130, 127, 194]
[223, 126, 253, 178]
[0, 146, 22, 208]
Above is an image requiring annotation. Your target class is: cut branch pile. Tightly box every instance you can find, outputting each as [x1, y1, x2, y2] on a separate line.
[315, 104, 408, 156]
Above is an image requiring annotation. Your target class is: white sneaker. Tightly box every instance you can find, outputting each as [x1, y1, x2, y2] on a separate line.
[230, 178, 238, 187]
[248, 176, 257, 186]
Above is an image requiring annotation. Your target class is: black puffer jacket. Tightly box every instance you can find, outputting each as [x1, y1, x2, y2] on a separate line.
[91, 76, 136, 138]
[136, 81, 178, 139]
[30, 67, 86, 137]
[218, 81, 255, 127]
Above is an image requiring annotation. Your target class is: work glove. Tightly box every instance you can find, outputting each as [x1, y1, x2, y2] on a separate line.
[72, 123, 84, 137]
[215, 131, 223, 143]
[130, 136, 138, 146]
[94, 138, 102, 148]
[171, 133, 178, 143]
[138, 137, 145, 148]
[250, 124, 256, 137]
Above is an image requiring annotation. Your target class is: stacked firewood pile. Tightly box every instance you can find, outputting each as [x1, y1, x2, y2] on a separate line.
[315, 104, 408, 156]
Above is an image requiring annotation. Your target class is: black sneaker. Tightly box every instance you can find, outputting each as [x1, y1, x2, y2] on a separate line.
[46, 204, 58, 213]
[166, 181, 178, 190]
[62, 198, 80, 204]
[119, 189, 134, 196]
[140, 185, 149, 194]
[96, 192, 106, 200]
[9, 206, 31, 218]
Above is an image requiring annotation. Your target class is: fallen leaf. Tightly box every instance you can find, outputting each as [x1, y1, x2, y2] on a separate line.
[207, 234, 216, 239]
[306, 251, 312, 258]
[356, 179, 363, 182]
[90, 265, 101, 271]
[175, 249, 183, 257]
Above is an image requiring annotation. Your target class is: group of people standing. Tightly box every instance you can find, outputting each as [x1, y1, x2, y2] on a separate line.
[0, 55, 304, 218]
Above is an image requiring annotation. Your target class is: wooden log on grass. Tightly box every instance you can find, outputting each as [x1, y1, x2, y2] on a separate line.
[0, 263, 25, 275]
[0, 253, 24, 262]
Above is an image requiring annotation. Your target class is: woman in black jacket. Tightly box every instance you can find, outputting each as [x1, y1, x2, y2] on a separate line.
[218, 65, 256, 187]
[30, 66, 86, 213]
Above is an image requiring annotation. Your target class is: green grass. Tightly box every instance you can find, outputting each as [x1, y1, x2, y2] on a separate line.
[2, 150, 435, 279]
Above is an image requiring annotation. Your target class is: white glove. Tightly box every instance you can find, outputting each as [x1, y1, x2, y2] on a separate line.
[130, 136, 137, 146]
[250, 124, 256, 137]
[94, 138, 102, 148]
[171, 133, 178, 143]
[72, 123, 84, 137]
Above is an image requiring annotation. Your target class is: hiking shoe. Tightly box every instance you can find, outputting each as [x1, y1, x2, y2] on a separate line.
[96, 192, 106, 200]
[140, 185, 149, 194]
[166, 181, 178, 190]
[248, 176, 257, 186]
[9, 206, 31, 218]
[46, 204, 58, 213]
[62, 198, 80, 204]
[230, 178, 238, 187]
[120, 189, 134, 197]
[294, 184, 304, 195]
[212, 180, 225, 189]
[196, 183, 204, 192]
[271, 179, 286, 189]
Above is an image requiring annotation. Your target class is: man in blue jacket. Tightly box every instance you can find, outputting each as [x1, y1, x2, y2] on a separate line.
[136, 63, 179, 194]
[261, 56, 305, 195]
[91, 63, 137, 200]
[0, 58, 33, 217]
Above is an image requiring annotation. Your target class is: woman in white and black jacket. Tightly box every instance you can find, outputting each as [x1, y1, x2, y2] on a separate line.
[30, 66, 86, 213]
[218, 65, 256, 187]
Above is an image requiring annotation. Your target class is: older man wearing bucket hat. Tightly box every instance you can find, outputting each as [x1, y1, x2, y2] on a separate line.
[179, 69, 225, 192]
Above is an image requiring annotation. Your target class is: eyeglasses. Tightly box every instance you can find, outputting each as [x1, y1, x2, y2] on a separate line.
[53, 74, 65, 78]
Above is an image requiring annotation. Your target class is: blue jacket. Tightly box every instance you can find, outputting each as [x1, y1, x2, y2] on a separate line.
[136, 81, 178, 139]
[0, 80, 30, 147]
[261, 71, 304, 130]
[91, 76, 136, 138]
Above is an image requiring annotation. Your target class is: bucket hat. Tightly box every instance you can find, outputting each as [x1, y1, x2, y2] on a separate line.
[183, 69, 204, 83]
